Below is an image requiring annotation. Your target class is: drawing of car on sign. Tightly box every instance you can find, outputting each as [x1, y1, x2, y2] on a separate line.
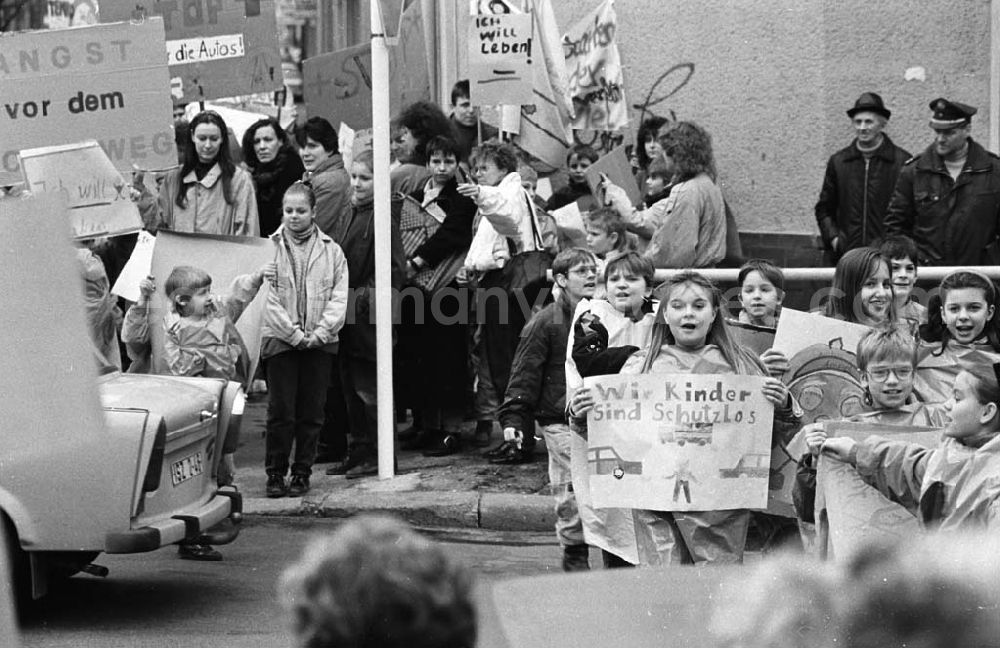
[660, 422, 714, 446]
[719, 453, 771, 479]
[588, 446, 643, 479]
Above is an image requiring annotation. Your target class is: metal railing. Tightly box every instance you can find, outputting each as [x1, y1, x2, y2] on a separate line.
[549, 266, 1000, 284]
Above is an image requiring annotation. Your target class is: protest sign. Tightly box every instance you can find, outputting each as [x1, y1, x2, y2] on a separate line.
[562, 0, 629, 131]
[303, 1, 429, 130]
[584, 144, 641, 207]
[100, 0, 283, 103]
[0, 19, 176, 186]
[584, 373, 773, 511]
[19, 141, 142, 240]
[468, 13, 534, 106]
[148, 231, 273, 386]
[814, 422, 940, 559]
[728, 320, 776, 357]
[773, 308, 870, 361]
[549, 201, 588, 249]
[112, 231, 156, 302]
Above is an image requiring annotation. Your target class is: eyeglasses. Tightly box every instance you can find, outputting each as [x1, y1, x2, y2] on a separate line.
[867, 366, 914, 382]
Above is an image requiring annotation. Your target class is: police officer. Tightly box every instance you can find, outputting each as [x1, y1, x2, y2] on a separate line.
[815, 92, 911, 263]
[885, 98, 1000, 266]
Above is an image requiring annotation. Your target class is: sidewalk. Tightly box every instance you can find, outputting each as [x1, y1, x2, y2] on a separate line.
[236, 399, 557, 532]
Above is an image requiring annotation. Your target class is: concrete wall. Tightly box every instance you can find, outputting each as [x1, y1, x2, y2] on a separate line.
[541, 0, 993, 236]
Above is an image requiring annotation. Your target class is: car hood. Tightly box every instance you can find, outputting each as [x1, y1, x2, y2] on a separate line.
[98, 373, 224, 431]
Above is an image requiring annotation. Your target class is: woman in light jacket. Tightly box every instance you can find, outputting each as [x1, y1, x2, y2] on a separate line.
[156, 110, 259, 236]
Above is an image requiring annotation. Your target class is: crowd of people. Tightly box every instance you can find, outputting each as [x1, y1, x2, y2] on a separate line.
[11, 80, 1000, 570]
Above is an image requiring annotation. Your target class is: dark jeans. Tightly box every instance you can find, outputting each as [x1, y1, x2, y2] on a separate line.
[318, 353, 349, 459]
[340, 355, 378, 458]
[265, 348, 333, 477]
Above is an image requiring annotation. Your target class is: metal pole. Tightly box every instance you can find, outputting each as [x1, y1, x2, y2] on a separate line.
[992, 0, 1000, 153]
[371, 1, 395, 479]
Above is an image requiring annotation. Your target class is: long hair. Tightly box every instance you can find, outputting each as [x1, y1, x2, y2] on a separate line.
[241, 117, 295, 168]
[636, 115, 669, 170]
[397, 101, 457, 166]
[176, 111, 236, 208]
[825, 247, 895, 325]
[657, 121, 716, 182]
[642, 271, 766, 375]
[920, 270, 1000, 352]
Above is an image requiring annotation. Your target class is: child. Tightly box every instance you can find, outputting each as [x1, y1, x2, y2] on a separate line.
[795, 327, 948, 522]
[495, 249, 598, 571]
[564, 252, 659, 568]
[584, 207, 631, 297]
[569, 271, 799, 566]
[737, 258, 785, 328]
[643, 157, 672, 208]
[879, 235, 926, 331]
[76, 244, 123, 371]
[807, 362, 1000, 530]
[518, 163, 560, 256]
[263, 181, 349, 494]
[330, 150, 405, 474]
[913, 270, 1000, 404]
[823, 247, 894, 327]
[545, 144, 599, 212]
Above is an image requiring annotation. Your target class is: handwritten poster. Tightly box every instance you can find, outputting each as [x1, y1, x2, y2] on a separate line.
[584, 144, 641, 207]
[562, 0, 629, 131]
[303, 1, 429, 130]
[112, 231, 156, 302]
[100, 0, 284, 103]
[0, 19, 176, 185]
[585, 373, 773, 511]
[468, 13, 534, 106]
[549, 201, 588, 249]
[19, 141, 143, 240]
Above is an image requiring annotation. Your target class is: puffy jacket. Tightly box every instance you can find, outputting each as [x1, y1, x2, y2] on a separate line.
[885, 139, 1000, 265]
[498, 297, 575, 433]
[815, 135, 910, 255]
[853, 433, 1000, 530]
[464, 172, 539, 272]
[262, 226, 349, 351]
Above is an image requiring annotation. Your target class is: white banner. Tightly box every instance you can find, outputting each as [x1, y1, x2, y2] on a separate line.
[563, 0, 629, 131]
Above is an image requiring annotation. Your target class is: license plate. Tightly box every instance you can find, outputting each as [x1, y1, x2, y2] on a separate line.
[171, 452, 204, 487]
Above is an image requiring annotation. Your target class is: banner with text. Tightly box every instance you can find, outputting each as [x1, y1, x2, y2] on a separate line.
[0, 19, 176, 186]
[585, 373, 773, 511]
[303, 0, 429, 129]
[563, 0, 628, 131]
[468, 13, 534, 105]
[20, 141, 143, 240]
[100, 0, 283, 103]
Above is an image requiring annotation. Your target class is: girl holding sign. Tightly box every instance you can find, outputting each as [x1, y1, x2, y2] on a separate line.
[570, 271, 800, 565]
[156, 111, 259, 237]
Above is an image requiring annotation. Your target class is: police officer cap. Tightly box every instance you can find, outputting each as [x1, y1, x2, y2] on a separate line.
[847, 92, 891, 119]
[929, 98, 977, 130]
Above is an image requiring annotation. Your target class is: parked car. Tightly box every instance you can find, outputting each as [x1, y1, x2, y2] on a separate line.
[588, 446, 643, 479]
[1, 368, 245, 603]
[718, 453, 771, 479]
[660, 422, 714, 446]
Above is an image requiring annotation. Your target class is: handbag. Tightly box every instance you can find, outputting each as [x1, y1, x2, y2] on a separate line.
[397, 190, 468, 293]
[480, 191, 553, 295]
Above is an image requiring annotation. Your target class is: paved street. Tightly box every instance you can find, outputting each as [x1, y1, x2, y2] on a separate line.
[19, 517, 564, 648]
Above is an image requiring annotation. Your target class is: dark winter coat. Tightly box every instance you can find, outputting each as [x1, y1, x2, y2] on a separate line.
[409, 178, 476, 268]
[815, 135, 910, 256]
[250, 148, 306, 237]
[497, 296, 575, 433]
[885, 139, 1000, 265]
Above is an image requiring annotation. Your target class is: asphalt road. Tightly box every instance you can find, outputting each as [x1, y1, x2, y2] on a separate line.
[19, 517, 565, 648]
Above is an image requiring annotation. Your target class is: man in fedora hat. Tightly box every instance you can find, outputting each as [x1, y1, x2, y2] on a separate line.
[815, 92, 911, 263]
[885, 98, 1000, 266]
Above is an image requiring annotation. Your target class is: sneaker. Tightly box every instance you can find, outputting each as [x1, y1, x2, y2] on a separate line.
[562, 544, 591, 572]
[344, 459, 378, 479]
[178, 543, 223, 561]
[265, 475, 287, 498]
[288, 474, 310, 497]
[488, 443, 535, 465]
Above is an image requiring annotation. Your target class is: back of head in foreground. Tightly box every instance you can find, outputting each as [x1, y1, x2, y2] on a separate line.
[279, 515, 477, 648]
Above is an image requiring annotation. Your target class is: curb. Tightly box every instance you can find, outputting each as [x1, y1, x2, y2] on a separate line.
[244, 490, 555, 532]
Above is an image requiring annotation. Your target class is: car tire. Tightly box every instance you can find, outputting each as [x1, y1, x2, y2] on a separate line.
[2, 516, 31, 612]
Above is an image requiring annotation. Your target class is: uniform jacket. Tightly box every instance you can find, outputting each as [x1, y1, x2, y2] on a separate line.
[854, 432, 1000, 530]
[884, 139, 1000, 265]
[304, 154, 351, 244]
[643, 172, 726, 269]
[338, 199, 405, 360]
[262, 225, 349, 352]
[464, 172, 539, 272]
[498, 296, 576, 433]
[815, 135, 910, 254]
[157, 164, 259, 236]
[913, 340, 1000, 404]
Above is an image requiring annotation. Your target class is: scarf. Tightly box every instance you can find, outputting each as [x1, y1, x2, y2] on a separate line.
[283, 225, 318, 322]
